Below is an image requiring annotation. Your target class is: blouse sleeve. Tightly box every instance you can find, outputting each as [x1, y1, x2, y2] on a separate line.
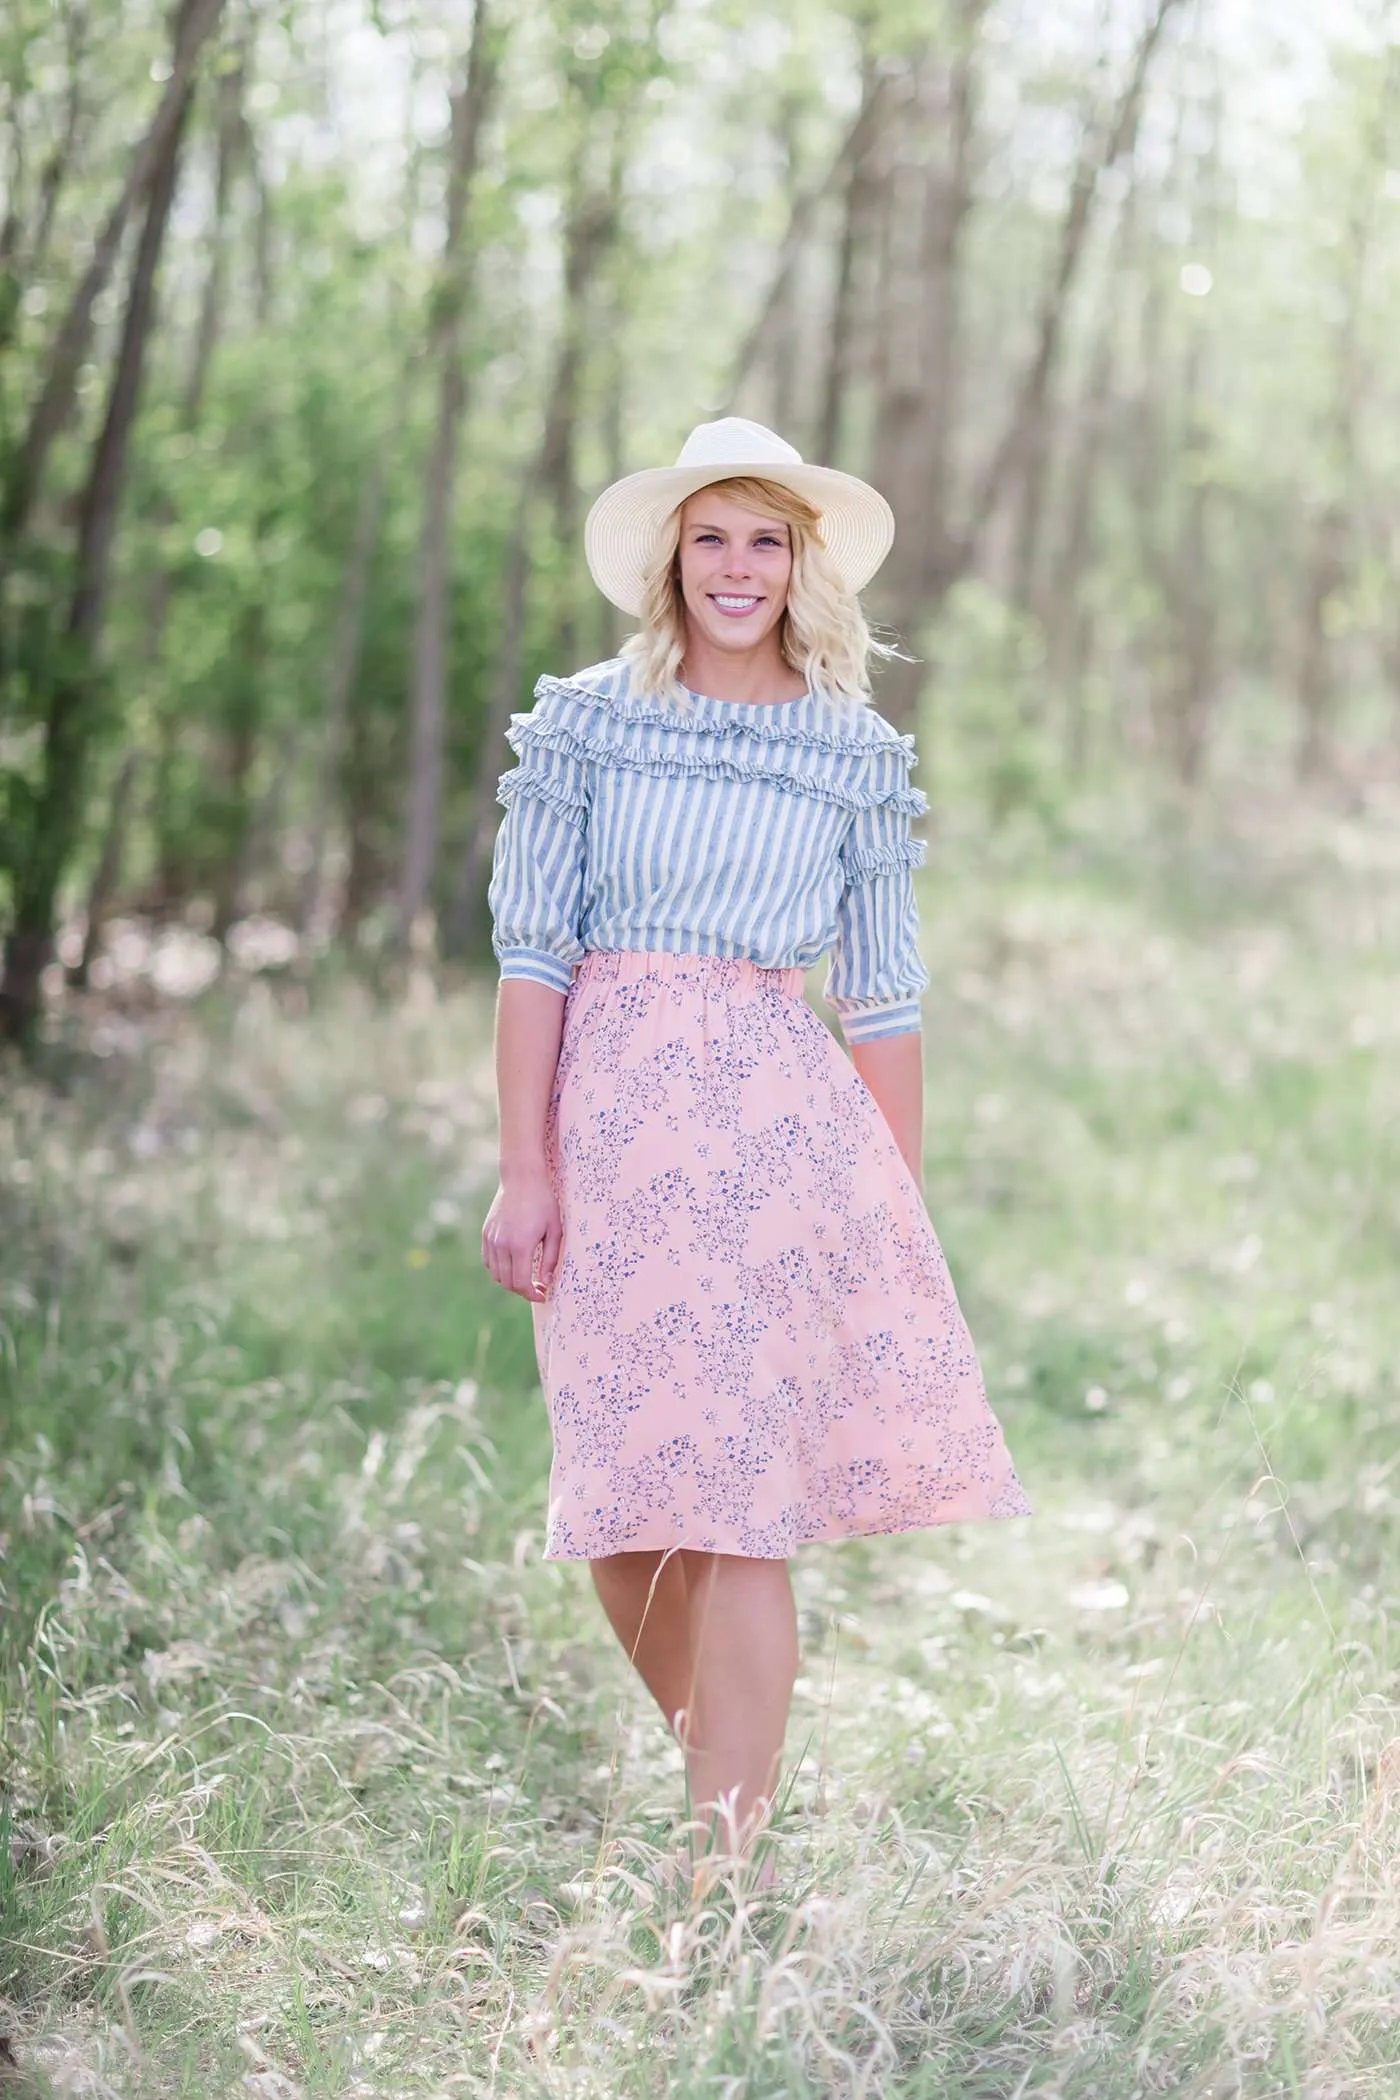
[823, 775, 929, 1046]
[487, 708, 591, 995]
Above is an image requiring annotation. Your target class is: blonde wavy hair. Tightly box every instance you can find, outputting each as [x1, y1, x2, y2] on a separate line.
[620, 475, 891, 706]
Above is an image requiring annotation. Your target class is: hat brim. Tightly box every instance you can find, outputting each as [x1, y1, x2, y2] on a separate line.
[583, 459, 895, 617]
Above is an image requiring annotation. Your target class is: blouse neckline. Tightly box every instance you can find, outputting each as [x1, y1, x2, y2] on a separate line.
[679, 683, 822, 712]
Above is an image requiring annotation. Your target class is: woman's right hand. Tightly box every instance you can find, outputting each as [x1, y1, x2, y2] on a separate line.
[481, 1165, 562, 1303]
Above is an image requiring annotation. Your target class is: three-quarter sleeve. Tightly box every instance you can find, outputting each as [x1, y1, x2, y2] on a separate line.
[487, 720, 591, 995]
[824, 786, 929, 1045]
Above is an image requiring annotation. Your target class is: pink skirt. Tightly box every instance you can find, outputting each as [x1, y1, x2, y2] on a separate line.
[532, 951, 1032, 1560]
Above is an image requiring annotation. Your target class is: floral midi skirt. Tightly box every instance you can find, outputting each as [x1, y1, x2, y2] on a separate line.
[531, 950, 1032, 1560]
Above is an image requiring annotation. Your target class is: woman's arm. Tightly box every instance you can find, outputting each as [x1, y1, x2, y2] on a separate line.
[483, 684, 592, 1302]
[850, 1032, 925, 1197]
[481, 979, 568, 1302]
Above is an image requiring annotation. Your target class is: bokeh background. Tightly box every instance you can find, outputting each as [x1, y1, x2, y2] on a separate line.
[3, 0, 1399, 1010]
[3, 3, 1400, 2096]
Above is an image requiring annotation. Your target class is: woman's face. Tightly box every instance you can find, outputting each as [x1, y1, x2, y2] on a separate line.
[676, 489, 794, 662]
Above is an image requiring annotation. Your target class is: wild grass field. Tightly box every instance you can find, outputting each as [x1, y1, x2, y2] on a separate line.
[2, 787, 1399, 2099]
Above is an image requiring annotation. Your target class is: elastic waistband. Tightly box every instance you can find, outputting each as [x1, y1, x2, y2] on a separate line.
[575, 949, 805, 1000]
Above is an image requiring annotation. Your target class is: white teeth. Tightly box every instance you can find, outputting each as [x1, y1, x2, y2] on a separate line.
[713, 595, 758, 609]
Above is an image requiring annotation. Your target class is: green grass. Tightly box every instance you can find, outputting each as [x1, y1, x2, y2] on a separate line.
[2, 785, 1399, 2096]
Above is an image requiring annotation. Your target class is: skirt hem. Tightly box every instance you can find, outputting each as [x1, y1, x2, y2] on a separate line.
[543, 1490, 1035, 1562]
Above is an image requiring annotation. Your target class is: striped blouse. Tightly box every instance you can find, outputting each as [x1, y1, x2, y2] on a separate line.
[487, 656, 929, 1043]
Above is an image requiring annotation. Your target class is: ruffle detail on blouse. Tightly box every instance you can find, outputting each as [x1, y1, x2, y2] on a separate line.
[510, 666, 929, 820]
[534, 665, 920, 766]
[843, 838, 928, 883]
[496, 764, 588, 828]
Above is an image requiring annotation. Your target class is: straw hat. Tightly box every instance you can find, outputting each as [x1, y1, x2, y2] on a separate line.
[583, 417, 895, 616]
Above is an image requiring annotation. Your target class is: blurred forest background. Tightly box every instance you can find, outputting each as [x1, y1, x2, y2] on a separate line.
[3, 0, 1399, 1047]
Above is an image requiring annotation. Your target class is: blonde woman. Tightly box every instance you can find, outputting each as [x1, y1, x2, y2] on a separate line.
[482, 419, 1030, 1875]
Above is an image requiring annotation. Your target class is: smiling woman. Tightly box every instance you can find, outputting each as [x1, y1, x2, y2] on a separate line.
[623, 468, 889, 707]
[679, 488, 801, 681]
[480, 418, 1031, 1881]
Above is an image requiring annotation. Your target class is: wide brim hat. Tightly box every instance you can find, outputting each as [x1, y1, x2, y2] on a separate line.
[583, 417, 895, 617]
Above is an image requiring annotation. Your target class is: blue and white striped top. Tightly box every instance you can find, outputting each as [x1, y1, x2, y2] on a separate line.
[487, 656, 929, 1043]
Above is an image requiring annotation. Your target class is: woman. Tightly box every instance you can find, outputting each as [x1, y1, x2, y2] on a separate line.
[482, 418, 1030, 1873]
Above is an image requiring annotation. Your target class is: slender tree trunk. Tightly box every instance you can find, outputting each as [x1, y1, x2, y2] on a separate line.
[1160, 331, 1218, 784]
[0, 92, 27, 361]
[297, 426, 398, 943]
[395, 0, 501, 953]
[1043, 181, 1142, 701]
[962, 0, 1182, 560]
[1294, 503, 1348, 784]
[69, 749, 140, 987]
[208, 590, 271, 946]
[1293, 37, 1397, 780]
[1046, 318, 1117, 772]
[0, 0, 225, 548]
[444, 133, 627, 958]
[0, 3, 204, 1044]
[816, 58, 883, 468]
[72, 37, 245, 986]
[724, 82, 892, 417]
[591, 285, 628, 666]
[25, 5, 89, 292]
[872, 16, 984, 731]
[1, 8, 88, 364]
[445, 482, 533, 959]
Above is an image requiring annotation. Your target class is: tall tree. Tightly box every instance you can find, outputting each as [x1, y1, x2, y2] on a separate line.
[0, 0, 222, 1044]
[0, 0, 225, 550]
[71, 26, 250, 986]
[394, 0, 502, 954]
[871, 0, 1183, 731]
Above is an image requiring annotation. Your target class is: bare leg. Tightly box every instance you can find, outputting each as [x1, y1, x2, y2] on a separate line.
[589, 1547, 798, 1875]
[680, 1551, 798, 1859]
[590, 1548, 693, 1730]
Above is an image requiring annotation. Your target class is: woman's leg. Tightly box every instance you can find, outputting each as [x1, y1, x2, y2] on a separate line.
[678, 1551, 798, 1852]
[589, 1547, 799, 1857]
[590, 1548, 694, 1730]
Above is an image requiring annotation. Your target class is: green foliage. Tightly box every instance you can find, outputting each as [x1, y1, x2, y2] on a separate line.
[920, 581, 1070, 827]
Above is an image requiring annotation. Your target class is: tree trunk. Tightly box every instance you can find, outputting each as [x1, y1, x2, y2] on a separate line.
[1293, 38, 1397, 780]
[591, 286, 628, 667]
[297, 425, 398, 943]
[0, 9, 87, 362]
[723, 80, 892, 419]
[75, 36, 245, 980]
[25, 5, 89, 292]
[0, 0, 225, 548]
[444, 133, 627, 959]
[444, 482, 533, 959]
[816, 57, 883, 468]
[1160, 330, 1218, 785]
[394, 0, 501, 953]
[961, 0, 1182, 566]
[209, 598, 268, 946]
[1045, 318, 1116, 772]
[871, 18, 984, 732]
[1294, 503, 1347, 784]
[68, 749, 140, 987]
[0, 0, 204, 1045]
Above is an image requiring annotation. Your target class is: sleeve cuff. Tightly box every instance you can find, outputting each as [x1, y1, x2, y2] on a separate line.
[836, 999, 923, 1045]
[497, 948, 575, 995]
